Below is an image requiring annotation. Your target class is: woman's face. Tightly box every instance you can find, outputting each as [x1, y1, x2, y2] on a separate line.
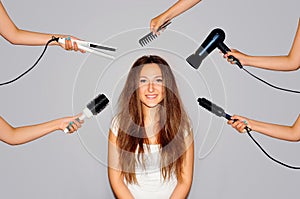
[138, 63, 165, 109]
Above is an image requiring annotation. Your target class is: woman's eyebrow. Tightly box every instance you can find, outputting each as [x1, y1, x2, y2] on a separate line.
[139, 75, 162, 78]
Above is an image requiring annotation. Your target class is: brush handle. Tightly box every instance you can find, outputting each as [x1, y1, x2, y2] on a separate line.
[63, 114, 86, 134]
[63, 107, 93, 133]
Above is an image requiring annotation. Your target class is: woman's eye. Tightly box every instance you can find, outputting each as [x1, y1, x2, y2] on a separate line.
[139, 79, 147, 84]
[155, 78, 163, 83]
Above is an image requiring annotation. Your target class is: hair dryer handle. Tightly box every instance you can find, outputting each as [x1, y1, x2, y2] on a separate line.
[218, 43, 243, 68]
[218, 42, 231, 54]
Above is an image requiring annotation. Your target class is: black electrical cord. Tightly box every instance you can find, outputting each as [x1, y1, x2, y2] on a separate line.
[241, 67, 300, 94]
[245, 129, 300, 169]
[0, 36, 59, 86]
[229, 58, 300, 168]
[229, 55, 300, 94]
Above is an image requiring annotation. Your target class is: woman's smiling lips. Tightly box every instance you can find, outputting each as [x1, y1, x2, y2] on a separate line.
[145, 94, 158, 99]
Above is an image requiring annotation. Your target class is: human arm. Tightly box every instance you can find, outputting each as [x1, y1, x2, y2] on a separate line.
[108, 130, 135, 199]
[170, 132, 194, 199]
[227, 114, 300, 142]
[150, 0, 201, 34]
[0, 1, 81, 51]
[225, 19, 300, 71]
[0, 115, 83, 145]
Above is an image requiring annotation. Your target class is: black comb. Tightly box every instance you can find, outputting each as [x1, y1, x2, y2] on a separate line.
[139, 21, 172, 46]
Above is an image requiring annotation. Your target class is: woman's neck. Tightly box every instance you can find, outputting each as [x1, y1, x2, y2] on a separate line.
[142, 106, 160, 144]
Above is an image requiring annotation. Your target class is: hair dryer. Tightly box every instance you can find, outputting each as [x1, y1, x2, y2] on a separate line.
[186, 28, 242, 69]
[64, 93, 109, 133]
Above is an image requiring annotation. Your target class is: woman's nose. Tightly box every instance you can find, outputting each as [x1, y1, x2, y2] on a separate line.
[147, 82, 154, 92]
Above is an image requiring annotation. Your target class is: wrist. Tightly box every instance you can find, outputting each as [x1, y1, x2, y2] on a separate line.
[50, 118, 63, 131]
[248, 118, 257, 131]
[160, 11, 172, 22]
[243, 55, 253, 66]
[51, 34, 65, 46]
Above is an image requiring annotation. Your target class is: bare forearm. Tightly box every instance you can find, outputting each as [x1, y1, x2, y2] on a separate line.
[108, 133, 134, 199]
[170, 140, 194, 199]
[245, 55, 299, 71]
[227, 19, 300, 71]
[110, 183, 134, 199]
[170, 182, 192, 199]
[164, 0, 202, 20]
[1, 119, 60, 145]
[6, 29, 63, 46]
[250, 116, 300, 141]
[108, 170, 134, 199]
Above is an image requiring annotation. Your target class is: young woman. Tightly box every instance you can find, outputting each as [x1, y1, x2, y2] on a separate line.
[108, 55, 194, 199]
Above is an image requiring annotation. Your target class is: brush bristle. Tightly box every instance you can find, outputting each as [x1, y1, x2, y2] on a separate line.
[87, 94, 109, 115]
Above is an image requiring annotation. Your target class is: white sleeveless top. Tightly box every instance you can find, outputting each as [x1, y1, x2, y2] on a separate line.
[110, 117, 178, 199]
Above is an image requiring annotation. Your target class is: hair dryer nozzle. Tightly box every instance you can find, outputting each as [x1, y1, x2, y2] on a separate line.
[186, 53, 203, 69]
[186, 28, 227, 69]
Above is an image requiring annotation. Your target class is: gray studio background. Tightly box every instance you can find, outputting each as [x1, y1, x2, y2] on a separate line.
[0, 0, 299, 198]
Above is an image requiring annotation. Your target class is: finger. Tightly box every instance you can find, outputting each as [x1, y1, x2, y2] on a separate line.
[72, 124, 78, 131]
[66, 125, 72, 133]
[231, 115, 244, 121]
[231, 121, 239, 128]
[80, 49, 86, 53]
[68, 124, 75, 133]
[227, 56, 233, 61]
[65, 36, 72, 50]
[237, 124, 246, 132]
[154, 23, 162, 35]
[150, 23, 157, 33]
[150, 23, 155, 32]
[67, 40, 73, 50]
[239, 128, 246, 133]
[73, 42, 79, 51]
[73, 119, 82, 128]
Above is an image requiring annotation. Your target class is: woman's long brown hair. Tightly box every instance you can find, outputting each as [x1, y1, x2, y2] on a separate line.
[116, 55, 191, 184]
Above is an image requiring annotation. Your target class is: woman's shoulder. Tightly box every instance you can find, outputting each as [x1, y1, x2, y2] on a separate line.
[183, 117, 193, 137]
[110, 115, 120, 136]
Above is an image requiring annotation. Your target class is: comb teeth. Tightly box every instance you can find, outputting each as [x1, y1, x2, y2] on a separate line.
[138, 21, 171, 47]
[139, 32, 158, 46]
